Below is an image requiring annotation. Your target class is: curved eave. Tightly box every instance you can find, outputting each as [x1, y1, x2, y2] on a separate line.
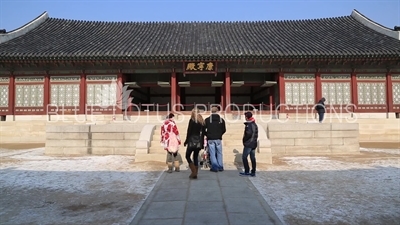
[0, 12, 49, 44]
[351, 9, 400, 40]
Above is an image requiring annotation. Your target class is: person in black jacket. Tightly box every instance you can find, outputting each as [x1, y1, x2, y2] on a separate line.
[240, 111, 258, 177]
[204, 106, 226, 172]
[315, 97, 326, 123]
[184, 108, 206, 179]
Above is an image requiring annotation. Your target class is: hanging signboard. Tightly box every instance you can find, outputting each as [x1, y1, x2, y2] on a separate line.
[183, 61, 217, 74]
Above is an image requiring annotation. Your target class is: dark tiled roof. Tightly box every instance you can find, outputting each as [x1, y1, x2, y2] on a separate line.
[1, 14, 400, 61]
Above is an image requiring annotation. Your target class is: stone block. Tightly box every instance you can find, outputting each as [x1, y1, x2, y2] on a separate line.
[123, 133, 140, 140]
[258, 146, 271, 154]
[271, 146, 286, 154]
[314, 130, 359, 138]
[91, 133, 124, 140]
[295, 138, 343, 146]
[90, 124, 143, 133]
[368, 134, 400, 142]
[268, 123, 331, 131]
[285, 145, 331, 154]
[331, 123, 359, 131]
[136, 140, 149, 151]
[136, 149, 148, 154]
[21, 136, 46, 143]
[45, 139, 88, 147]
[268, 131, 314, 139]
[258, 139, 271, 148]
[46, 132, 89, 140]
[91, 147, 114, 155]
[63, 147, 89, 155]
[1, 137, 21, 143]
[44, 147, 64, 155]
[90, 139, 136, 147]
[330, 144, 359, 153]
[256, 153, 272, 164]
[270, 138, 294, 146]
[114, 147, 135, 155]
[343, 137, 359, 145]
[46, 125, 90, 133]
[139, 124, 155, 142]
[225, 140, 244, 146]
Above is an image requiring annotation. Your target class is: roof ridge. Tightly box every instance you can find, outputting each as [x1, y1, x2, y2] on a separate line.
[45, 15, 352, 24]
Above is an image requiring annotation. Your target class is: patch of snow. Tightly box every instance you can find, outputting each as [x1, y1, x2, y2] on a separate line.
[0, 148, 163, 225]
[360, 147, 400, 155]
[251, 153, 400, 225]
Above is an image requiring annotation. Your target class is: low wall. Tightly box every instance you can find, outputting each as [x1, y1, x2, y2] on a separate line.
[1, 121, 47, 143]
[357, 119, 400, 143]
[1, 116, 398, 146]
[267, 123, 360, 155]
[45, 124, 143, 156]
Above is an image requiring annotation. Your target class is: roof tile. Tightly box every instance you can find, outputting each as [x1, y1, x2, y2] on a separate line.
[0, 15, 400, 60]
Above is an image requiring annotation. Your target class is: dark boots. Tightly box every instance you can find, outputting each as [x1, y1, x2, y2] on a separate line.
[188, 163, 198, 179]
[167, 162, 173, 173]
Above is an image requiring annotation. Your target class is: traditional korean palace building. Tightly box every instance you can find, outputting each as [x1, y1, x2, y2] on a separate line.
[0, 10, 399, 118]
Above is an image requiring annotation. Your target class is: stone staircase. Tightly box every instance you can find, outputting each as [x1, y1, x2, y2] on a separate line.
[137, 118, 272, 164]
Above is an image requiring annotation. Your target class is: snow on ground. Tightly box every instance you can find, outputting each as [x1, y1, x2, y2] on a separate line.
[1, 147, 399, 225]
[0, 148, 165, 225]
[251, 148, 400, 225]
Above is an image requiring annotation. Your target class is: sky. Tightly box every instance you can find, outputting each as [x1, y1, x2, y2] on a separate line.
[0, 0, 399, 31]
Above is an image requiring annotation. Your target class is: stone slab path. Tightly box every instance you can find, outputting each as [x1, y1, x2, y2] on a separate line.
[130, 168, 284, 225]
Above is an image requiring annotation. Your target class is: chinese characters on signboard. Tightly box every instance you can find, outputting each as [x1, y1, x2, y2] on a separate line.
[184, 62, 216, 72]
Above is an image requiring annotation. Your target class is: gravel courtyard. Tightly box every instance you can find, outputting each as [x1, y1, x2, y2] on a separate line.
[0, 147, 399, 225]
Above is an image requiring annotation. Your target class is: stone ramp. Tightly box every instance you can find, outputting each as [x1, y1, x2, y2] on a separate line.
[130, 168, 284, 225]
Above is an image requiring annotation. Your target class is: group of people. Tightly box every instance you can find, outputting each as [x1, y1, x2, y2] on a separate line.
[160, 107, 258, 178]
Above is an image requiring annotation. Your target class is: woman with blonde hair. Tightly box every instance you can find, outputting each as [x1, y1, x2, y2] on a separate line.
[184, 108, 206, 179]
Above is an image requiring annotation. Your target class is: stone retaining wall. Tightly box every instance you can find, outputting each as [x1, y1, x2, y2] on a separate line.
[45, 124, 143, 156]
[267, 123, 360, 155]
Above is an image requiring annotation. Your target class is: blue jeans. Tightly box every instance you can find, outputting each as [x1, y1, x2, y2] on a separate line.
[207, 139, 223, 171]
[318, 111, 324, 123]
[242, 147, 256, 174]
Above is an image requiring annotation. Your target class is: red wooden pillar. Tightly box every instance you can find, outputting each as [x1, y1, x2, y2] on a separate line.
[315, 71, 322, 101]
[269, 76, 277, 110]
[386, 71, 393, 112]
[44, 73, 50, 114]
[176, 85, 181, 111]
[278, 72, 285, 113]
[116, 72, 123, 114]
[350, 71, 358, 112]
[171, 71, 177, 111]
[9, 73, 15, 115]
[221, 84, 225, 111]
[225, 70, 231, 112]
[79, 72, 86, 115]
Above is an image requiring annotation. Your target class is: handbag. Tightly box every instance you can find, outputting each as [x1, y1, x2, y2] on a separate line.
[188, 131, 202, 150]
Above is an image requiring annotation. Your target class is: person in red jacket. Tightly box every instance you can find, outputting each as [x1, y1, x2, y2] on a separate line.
[161, 113, 182, 173]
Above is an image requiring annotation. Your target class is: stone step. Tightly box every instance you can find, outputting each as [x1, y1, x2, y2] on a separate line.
[134, 151, 262, 164]
[135, 153, 166, 163]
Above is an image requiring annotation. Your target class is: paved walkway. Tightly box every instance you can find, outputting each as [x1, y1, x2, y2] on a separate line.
[130, 168, 284, 225]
